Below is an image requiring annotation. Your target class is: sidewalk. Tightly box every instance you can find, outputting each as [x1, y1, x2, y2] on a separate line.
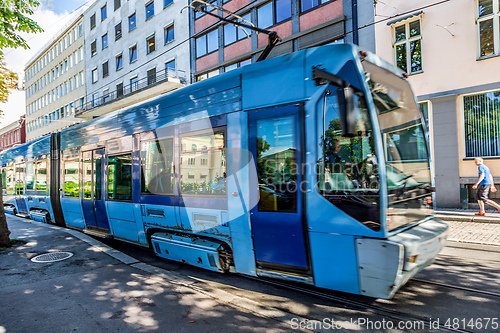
[0, 215, 301, 333]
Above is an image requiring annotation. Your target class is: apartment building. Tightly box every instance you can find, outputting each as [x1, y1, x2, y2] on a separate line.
[25, 14, 86, 141]
[363, 0, 500, 208]
[79, 0, 189, 120]
[0, 116, 26, 152]
[190, 0, 359, 81]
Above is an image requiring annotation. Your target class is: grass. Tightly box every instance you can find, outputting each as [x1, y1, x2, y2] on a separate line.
[0, 239, 17, 251]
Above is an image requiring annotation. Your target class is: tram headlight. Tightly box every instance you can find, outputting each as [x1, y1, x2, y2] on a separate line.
[408, 255, 418, 263]
[425, 197, 433, 209]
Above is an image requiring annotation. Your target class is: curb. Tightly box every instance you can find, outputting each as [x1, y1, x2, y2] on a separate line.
[436, 214, 500, 224]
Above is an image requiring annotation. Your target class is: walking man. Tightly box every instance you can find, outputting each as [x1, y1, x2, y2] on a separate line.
[472, 157, 500, 215]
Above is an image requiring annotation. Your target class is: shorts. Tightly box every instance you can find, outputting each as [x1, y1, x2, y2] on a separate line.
[476, 185, 491, 202]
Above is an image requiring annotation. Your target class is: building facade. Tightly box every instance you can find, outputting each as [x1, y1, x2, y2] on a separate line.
[80, 0, 189, 120]
[190, 0, 357, 82]
[24, 14, 86, 141]
[367, 0, 500, 208]
[0, 116, 26, 152]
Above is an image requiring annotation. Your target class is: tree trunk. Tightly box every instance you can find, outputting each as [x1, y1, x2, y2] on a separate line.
[0, 173, 11, 247]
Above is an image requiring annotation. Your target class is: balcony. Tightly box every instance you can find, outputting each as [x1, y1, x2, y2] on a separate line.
[75, 68, 186, 120]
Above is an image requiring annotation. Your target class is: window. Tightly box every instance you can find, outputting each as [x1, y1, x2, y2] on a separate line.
[141, 138, 174, 195]
[90, 13, 96, 30]
[164, 25, 174, 44]
[196, 29, 218, 58]
[301, 0, 332, 12]
[393, 19, 422, 74]
[164, 0, 173, 7]
[224, 14, 251, 46]
[147, 34, 156, 54]
[78, 23, 83, 37]
[101, 4, 107, 21]
[129, 44, 138, 63]
[108, 154, 132, 200]
[91, 40, 97, 56]
[102, 33, 108, 49]
[36, 159, 48, 193]
[92, 68, 98, 83]
[165, 59, 175, 77]
[257, 0, 291, 29]
[117, 82, 124, 97]
[146, 1, 154, 21]
[129, 13, 136, 31]
[115, 22, 122, 40]
[102, 61, 109, 78]
[195, 0, 216, 19]
[477, 0, 500, 57]
[130, 76, 138, 91]
[464, 89, 500, 157]
[180, 129, 226, 196]
[147, 68, 156, 85]
[114, 0, 121, 11]
[116, 53, 123, 70]
[103, 89, 110, 103]
[92, 92, 99, 107]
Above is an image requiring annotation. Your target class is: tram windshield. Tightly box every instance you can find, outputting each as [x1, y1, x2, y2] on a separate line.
[363, 61, 434, 231]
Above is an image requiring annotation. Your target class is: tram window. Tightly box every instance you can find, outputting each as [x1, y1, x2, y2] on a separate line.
[317, 86, 381, 231]
[83, 154, 92, 199]
[36, 159, 48, 193]
[1, 169, 6, 190]
[180, 129, 226, 196]
[141, 138, 174, 195]
[108, 154, 132, 201]
[6, 165, 14, 195]
[64, 160, 79, 198]
[26, 163, 35, 191]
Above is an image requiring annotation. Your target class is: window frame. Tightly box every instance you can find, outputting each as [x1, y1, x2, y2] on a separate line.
[116, 53, 123, 71]
[129, 12, 137, 32]
[115, 22, 122, 40]
[91, 67, 98, 83]
[392, 17, 423, 75]
[140, 135, 175, 196]
[102, 60, 109, 78]
[102, 33, 108, 49]
[129, 44, 138, 63]
[164, 25, 175, 45]
[90, 13, 96, 30]
[476, 0, 500, 58]
[108, 153, 133, 202]
[145, 1, 155, 21]
[101, 4, 107, 21]
[146, 34, 156, 54]
[196, 29, 219, 58]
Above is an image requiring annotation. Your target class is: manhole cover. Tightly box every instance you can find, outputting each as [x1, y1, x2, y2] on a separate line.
[31, 252, 74, 263]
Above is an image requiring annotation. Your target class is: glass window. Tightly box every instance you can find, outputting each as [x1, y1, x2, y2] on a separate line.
[91, 40, 97, 56]
[64, 160, 79, 198]
[102, 61, 109, 78]
[317, 85, 380, 230]
[102, 33, 108, 49]
[180, 129, 226, 196]
[147, 34, 156, 54]
[130, 76, 138, 91]
[393, 19, 422, 74]
[141, 138, 174, 195]
[147, 68, 156, 85]
[196, 29, 218, 57]
[257, 2, 273, 29]
[275, 0, 291, 22]
[146, 1, 154, 20]
[164, 0, 173, 7]
[114, 0, 121, 11]
[165, 60, 175, 77]
[164, 25, 174, 44]
[101, 4, 107, 21]
[5, 165, 14, 195]
[90, 13, 96, 30]
[117, 82, 124, 97]
[196, 35, 207, 58]
[129, 13, 136, 31]
[116, 53, 123, 70]
[26, 163, 35, 190]
[36, 159, 48, 193]
[301, 0, 331, 12]
[464, 89, 500, 157]
[130, 45, 138, 62]
[476, 1, 500, 57]
[92, 68, 98, 83]
[115, 22, 122, 40]
[108, 154, 132, 200]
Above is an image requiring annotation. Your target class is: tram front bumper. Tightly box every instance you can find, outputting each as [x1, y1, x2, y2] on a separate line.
[356, 218, 449, 299]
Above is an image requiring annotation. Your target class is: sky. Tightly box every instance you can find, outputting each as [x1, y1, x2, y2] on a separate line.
[0, 0, 91, 128]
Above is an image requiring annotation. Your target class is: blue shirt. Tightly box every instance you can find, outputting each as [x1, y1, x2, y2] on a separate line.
[479, 164, 492, 185]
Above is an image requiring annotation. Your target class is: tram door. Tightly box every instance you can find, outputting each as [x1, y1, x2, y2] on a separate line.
[248, 105, 309, 273]
[15, 164, 28, 213]
[82, 149, 110, 231]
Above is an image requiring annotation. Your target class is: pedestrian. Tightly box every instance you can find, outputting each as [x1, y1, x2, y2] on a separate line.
[472, 157, 500, 215]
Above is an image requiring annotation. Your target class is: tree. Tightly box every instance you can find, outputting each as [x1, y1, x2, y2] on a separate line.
[0, 0, 42, 248]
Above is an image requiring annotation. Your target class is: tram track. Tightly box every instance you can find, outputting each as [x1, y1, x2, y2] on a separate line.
[411, 278, 500, 298]
[247, 276, 475, 333]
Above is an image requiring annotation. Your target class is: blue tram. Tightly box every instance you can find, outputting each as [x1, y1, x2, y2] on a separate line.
[1, 44, 448, 299]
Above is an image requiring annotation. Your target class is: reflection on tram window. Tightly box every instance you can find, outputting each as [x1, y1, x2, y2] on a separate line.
[108, 154, 132, 201]
[83, 154, 92, 199]
[6, 165, 14, 195]
[36, 159, 48, 193]
[180, 129, 226, 196]
[1, 169, 6, 190]
[141, 138, 174, 195]
[15, 164, 25, 195]
[26, 163, 35, 190]
[64, 160, 79, 198]
[256, 116, 297, 213]
[317, 86, 380, 231]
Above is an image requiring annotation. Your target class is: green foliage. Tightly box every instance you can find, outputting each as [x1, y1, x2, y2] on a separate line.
[0, 0, 42, 55]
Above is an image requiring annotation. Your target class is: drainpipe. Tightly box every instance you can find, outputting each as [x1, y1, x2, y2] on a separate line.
[352, 0, 359, 45]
